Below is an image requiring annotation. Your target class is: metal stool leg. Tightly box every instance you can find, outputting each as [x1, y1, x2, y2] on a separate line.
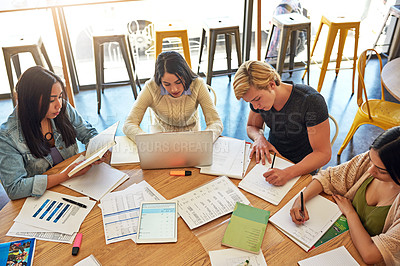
[206, 31, 217, 85]
[198, 28, 206, 74]
[225, 33, 232, 81]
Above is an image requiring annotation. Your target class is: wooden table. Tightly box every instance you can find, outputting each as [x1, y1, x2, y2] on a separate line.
[382, 57, 400, 101]
[0, 155, 366, 265]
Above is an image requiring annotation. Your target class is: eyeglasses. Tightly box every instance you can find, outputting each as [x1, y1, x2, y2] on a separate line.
[368, 151, 389, 174]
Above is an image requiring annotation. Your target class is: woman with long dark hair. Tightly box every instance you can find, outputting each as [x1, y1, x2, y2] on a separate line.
[123, 51, 223, 142]
[290, 126, 400, 265]
[0, 66, 98, 200]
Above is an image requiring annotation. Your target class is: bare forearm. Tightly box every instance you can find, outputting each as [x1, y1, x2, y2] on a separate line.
[285, 150, 331, 179]
[247, 125, 264, 141]
[346, 212, 383, 264]
[46, 172, 70, 189]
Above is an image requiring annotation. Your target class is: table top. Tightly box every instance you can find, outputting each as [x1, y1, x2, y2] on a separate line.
[0, 155, 366, 265]
[382, 57, 400, 101]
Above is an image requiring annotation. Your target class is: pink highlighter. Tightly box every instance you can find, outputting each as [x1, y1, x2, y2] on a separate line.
[72, 233, 82, 256]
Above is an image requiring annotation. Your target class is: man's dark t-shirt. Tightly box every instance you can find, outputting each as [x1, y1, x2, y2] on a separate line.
[250, 82, 328, 163]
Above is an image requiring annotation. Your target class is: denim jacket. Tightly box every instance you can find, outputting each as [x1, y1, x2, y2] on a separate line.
[0, 103, 98, 200]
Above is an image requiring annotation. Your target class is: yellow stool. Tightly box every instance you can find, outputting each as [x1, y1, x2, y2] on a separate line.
[154, 22, 191, 67]
[303, 16, 360, 94]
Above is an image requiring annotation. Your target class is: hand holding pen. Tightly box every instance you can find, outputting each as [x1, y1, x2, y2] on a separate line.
[290, 191, 309, 225]
[264, 152, 290, 186]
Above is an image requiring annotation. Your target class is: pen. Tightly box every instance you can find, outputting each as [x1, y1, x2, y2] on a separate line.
[62, 197, 87, 208]
[300, 192, 305, 220]
[271, 152, 276, 168]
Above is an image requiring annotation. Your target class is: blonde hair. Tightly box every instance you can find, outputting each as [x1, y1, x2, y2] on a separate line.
[233, 61, 281, 100]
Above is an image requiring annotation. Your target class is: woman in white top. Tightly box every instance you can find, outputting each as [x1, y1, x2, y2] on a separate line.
[123, 51, 223, 142]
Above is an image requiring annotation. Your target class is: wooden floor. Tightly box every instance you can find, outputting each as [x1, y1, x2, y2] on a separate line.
[0, 56, 398, 210]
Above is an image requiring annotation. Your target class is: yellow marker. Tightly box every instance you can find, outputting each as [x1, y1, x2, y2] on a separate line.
[170, 170, 192, 176]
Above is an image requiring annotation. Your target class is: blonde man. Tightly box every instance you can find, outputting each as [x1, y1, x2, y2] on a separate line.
[233, 61, 331, 186]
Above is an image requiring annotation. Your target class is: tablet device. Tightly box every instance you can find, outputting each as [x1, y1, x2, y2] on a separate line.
[136, 201, 178, 243]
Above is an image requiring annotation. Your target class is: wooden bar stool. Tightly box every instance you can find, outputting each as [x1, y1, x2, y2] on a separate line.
[197, 17, 242, 85]
[154, 22, 191, 67]
[2, 37, 54, 106]
[265, 13, 311, 85]
[93, 34, 140, 114]
[372, 5, 400, 61]
[302, 15, 360, 93]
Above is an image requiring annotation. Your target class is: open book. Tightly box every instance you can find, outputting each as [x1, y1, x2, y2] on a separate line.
[67, 121, 119, 177]
[238, 157, 300, 205]
[199, 137, 251, 179]
[269, 191, 342, 251]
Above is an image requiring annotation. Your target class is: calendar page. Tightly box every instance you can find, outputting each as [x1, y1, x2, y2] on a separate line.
[136, 201, 177, 243]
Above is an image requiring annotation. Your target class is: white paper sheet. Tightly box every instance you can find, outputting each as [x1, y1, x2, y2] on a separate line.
[62, 162, 129, 201]
[14, 191, 96, 235]
[298, 246, 359, 266]
[7, 222, 76, 243]
[110, 136, 140, 165]
[200, 137, 251, 179]
[209, 248, 267, 266]
[269, 192, 342, 251]
[173, 176, 250, 229]
[238, 157, 300, 205]
[86, 121, 119, 158]
[74, 254, 102, 266]
[100, 181, 166, 244]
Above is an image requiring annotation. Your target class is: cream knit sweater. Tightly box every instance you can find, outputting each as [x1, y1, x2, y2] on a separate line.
[314, 152, 400, 266]
[123, 77, 223, 143]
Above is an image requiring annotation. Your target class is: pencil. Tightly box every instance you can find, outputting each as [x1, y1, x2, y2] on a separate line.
[271, 152, 276, 168]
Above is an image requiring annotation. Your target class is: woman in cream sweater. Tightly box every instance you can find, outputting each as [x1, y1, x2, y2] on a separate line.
[123, 51, 223, 143]
[290, 126, 400, 265]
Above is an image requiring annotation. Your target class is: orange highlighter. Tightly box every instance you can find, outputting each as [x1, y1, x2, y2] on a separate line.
[170, 170, 192, 176]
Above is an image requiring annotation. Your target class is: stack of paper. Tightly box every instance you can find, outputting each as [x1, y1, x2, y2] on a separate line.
[298, 246, 359, 266]
[199, 137, 251, 179]
[110, 136, 140, 165]
[7, 191, 96, 243]
[99, 181, 166, 244]
[62, 161, 129, 201]
[269, 192, 342, 251]
[239, 157, 300, 205]
[173, 176, 250, 229]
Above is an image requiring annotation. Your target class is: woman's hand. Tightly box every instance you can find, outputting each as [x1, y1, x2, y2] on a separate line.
[332, 194, 356, 217]
[65, 162, 93, 178]
[290, 196, 309, 225]
[94, 150, 111, 165]
[250, 136, 279, 165]
[264, 168, 290, 186]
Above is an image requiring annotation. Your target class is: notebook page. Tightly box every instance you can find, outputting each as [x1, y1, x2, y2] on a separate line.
[110, 136, 139, 165]
[200, 137, 246, 179]
[239, 157, 300, 205]
[298, 246, 359, 266]
[61, 163, 128, 201]
[270, 192, 342, 251]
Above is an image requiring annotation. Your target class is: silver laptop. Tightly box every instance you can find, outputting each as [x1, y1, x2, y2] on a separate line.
[135, 131, 213, 169]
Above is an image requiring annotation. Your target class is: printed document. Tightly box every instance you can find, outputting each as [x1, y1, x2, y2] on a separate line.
[173, 176, 250, 229]
[14, 190, 95, 235]
[7, 222, 76, 243]
[100, 181, 166, 244]
[209, 248, 267, 266]
[239, 157, 300, 205]
[269, 192, 342, 251]
[110, 136, 140, 165]
[298, 246, 359, 266]
[62, 162, 128, 201]
[200, 137, 251, 179]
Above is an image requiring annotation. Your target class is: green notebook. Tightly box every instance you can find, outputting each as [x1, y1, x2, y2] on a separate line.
[311, 215, 349, 250]
[222, 202, 270, 254]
